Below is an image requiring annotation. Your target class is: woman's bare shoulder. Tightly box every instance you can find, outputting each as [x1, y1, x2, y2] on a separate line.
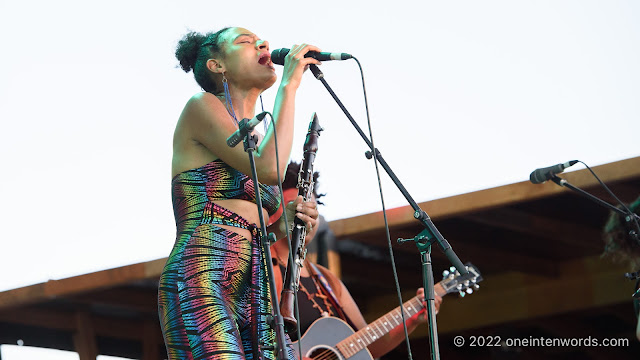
[183, 91, 221, 111]
[177, 92, 231, 132]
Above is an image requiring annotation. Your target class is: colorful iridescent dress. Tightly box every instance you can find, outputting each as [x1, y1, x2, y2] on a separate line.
[158, 159, 281, 359]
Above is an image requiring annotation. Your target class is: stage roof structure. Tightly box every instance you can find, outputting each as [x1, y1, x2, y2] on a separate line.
[2, 156, 639, 359]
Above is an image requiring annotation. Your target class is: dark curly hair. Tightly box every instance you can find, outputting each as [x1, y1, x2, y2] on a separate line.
[283, 161, 325, 205]
[603, 196, 640, 270]
[175, 27, 231, 94]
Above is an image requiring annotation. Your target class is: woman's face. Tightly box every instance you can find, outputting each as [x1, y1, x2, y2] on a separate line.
[218, 27, 277, 90]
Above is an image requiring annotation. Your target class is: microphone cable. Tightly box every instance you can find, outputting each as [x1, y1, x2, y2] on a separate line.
[258, 96, 304, 360]
[266, 113, 305, 360]
[352, 56, 415, 360]
[576, 160, 640, 244]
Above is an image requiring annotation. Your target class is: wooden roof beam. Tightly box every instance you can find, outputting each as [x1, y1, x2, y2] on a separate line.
[0, 259, 166, 310]
[73, 310, 98, 360]
[462, 207, 601, 251]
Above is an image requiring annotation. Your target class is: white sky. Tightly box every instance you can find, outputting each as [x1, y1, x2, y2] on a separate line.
[1, 0, 640, 358]
[1, 345, 129, 360]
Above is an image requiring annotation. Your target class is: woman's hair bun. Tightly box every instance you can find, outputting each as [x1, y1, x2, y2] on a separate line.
[175, 31, 205, 73]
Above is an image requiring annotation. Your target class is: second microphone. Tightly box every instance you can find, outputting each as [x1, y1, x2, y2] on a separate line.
[226, 112, 268, 148]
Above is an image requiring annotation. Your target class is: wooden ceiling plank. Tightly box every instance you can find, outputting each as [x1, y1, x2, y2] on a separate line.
[71, 288, 159, 314]
[463, 207, 601, 250]
[436, 241, 559, 277]
[0, 307, 75, 331]
[590, 183, 640, 205]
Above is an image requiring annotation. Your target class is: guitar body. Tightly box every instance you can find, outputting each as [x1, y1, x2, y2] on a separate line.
[286, 262, 482, 360]
[292, 317, 373, 360]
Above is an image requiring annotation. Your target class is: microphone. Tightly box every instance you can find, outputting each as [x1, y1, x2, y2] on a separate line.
[226, 112, 268, 148]
[529, 160, 578, 184]
[270, 48, 352, 65]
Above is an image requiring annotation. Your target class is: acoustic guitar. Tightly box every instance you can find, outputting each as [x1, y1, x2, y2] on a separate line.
[290, 263, 482, 360]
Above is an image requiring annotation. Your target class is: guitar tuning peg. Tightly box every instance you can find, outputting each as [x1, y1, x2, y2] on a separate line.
[474, 284, 480, 290]
[442, 270, 450, 277]
[450, 266, 456, 273]
[466, 288, 473, 295]
[458, 291, 466, 297]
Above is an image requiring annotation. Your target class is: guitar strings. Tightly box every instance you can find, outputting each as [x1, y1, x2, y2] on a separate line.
[309, 348, 339, 360]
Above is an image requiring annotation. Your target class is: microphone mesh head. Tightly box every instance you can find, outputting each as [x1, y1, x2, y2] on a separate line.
[529, 170, 547, 184]
[270, 48, 289, 65]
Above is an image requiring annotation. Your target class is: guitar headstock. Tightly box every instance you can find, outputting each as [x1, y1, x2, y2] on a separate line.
[440, 262, 483, 297]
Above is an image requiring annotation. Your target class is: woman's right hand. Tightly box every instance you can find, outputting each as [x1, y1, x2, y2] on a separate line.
[279, 44, 322, 90]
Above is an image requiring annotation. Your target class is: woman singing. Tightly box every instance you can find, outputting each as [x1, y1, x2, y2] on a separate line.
[158, 27, 320, 359]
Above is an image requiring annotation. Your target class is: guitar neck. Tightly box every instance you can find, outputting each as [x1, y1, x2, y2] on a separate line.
[335, 283, 445, 358]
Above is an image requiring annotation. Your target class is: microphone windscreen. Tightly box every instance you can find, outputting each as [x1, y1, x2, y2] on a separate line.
[270, 48, 290, 65]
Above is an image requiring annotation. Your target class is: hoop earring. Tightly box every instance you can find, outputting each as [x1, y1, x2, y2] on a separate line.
[222, 73, 239, 127]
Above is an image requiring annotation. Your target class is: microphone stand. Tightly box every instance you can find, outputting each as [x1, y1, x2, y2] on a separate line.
[398, 229, 440, 359]
[309, 64, 467, 360]
[550, 175, 640, 233]
[235, 119, 289, 360]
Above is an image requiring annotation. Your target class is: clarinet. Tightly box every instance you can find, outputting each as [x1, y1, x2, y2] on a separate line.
[280, 112, 323, 333]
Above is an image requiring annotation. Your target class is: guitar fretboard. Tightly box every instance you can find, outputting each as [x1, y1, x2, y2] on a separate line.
[335, 296, 423, 358]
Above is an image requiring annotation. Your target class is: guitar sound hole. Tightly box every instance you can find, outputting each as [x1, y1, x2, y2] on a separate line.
[308, 346, 342, 360]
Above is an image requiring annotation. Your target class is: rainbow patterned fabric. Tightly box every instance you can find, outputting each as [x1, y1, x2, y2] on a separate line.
[169, 159, 281, 216]
[158, 159, 283, 359]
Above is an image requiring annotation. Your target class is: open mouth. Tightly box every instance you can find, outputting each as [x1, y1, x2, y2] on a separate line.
[258, 53, 273, 68]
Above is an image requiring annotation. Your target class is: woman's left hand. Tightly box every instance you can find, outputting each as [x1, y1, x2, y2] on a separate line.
[281, 195, 319, 238]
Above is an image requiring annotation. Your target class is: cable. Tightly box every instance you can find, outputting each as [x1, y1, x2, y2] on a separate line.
[267, 111, 304, 360]
[353, 56, 414, 360]
[578, 160, 640, 243]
